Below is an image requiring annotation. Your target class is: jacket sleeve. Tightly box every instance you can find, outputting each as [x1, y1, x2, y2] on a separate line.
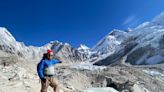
[37, 60, 45, 79]
[52, 60, 61, 64]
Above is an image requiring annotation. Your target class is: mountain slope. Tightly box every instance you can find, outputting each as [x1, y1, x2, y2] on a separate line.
[94, 12, 164, 65]
[0, 27, 52, 61]
[0, 28, 89, 63]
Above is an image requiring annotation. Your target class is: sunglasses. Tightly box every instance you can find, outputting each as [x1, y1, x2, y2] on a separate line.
[48, 54, 53, 57]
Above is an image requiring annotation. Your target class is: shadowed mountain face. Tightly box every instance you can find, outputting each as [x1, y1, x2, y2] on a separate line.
[94, 13, 164, 66]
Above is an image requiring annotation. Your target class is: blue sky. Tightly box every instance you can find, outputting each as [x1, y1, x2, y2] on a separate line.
[0, 0, 164, 48]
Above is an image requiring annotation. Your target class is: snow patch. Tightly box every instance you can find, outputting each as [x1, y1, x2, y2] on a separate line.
[70, 62, 106, 71]
[84, 87, 119, 92]
[142, 70, 164, 77]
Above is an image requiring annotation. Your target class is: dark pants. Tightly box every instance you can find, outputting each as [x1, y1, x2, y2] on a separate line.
[41, 77, 59, 92]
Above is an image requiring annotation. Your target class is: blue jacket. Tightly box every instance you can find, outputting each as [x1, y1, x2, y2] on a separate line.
[37, 59, 60, 79]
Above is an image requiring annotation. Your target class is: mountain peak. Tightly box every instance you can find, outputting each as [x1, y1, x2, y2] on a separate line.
[151, 12, 164, 26]
[0, 27, 18, 49]
[135, 12, 164, 30]
[78, 44, 90, 50]
[152, 12, 164, 21]
[0, 27, 16, 43]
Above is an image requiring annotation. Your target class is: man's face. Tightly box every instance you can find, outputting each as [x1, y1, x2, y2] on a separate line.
[47, 52, 53, 60]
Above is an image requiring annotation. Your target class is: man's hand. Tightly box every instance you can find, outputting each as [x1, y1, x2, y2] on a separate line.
[59, 60, 62, 63]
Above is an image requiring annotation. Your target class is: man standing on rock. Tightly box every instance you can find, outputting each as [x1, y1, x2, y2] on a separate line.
[37, 49, 61, 92]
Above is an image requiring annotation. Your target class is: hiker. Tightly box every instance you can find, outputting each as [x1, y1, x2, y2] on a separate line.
[37, 50, 61, 92]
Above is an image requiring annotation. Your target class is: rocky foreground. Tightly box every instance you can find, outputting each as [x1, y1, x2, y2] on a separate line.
[0, 57, 164, 92]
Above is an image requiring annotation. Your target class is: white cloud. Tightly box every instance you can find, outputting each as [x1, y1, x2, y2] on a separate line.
[122, 15, 140, 28]
[123, 15, 136, 25]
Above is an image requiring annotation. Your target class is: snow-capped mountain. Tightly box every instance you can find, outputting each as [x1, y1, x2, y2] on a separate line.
[1, 12, 164, 65]
[94, 12, 164, 65]
[92, 29, 128, 55]
[78, 44, 90, 52]
[0, 27, 52, 61]
[0, 28, 90, 62]
[51, 42, 91, 62]
[0, 27, 133, 64]
[84, 12, 164, 65]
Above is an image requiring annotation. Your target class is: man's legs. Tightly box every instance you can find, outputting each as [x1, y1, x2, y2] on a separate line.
[41, 77, 50, 92]
[49, 77, 60, 92]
